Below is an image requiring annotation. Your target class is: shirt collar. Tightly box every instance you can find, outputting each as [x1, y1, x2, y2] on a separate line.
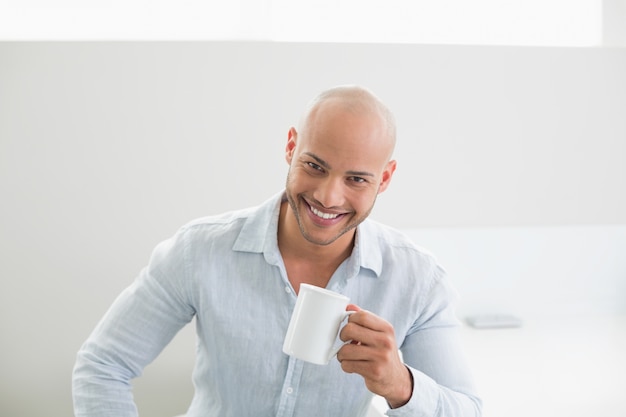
[232, 191, 283, 256]
[233, 190, 383, 278]
[354, 219, 383, 277]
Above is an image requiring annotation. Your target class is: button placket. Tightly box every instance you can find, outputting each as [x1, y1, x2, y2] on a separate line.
[275, 356, 304, 417]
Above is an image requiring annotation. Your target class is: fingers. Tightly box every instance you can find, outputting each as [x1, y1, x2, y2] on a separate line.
[339, 309, 396, 346]
[338, 309, 399, 366]
[336, 335, 407, 400]
[337, 334, 396, 363]
[336, 307, 412, 407]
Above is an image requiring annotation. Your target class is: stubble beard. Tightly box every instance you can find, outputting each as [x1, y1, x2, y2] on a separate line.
[284, 173, 376, 247]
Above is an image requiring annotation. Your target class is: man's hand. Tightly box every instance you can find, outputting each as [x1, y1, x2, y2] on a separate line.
[337, 304, 413, 409]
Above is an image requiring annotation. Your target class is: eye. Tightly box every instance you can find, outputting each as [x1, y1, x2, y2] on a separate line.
[306, 162, 324, 172]
[348, 176, 367, 184]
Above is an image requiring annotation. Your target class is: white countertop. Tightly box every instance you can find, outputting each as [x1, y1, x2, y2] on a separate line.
[462, 314, 626, 416]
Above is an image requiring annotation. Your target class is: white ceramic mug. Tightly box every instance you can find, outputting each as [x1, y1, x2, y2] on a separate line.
[282, 283, 354, 365]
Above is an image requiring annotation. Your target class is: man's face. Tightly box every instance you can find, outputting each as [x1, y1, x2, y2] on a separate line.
[284, 102, 396, 246]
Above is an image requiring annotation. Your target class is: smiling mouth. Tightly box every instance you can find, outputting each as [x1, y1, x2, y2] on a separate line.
[308, 203, 342, 220]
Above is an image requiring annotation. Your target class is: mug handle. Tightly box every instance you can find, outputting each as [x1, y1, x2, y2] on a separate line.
[327, 310, 357, 361]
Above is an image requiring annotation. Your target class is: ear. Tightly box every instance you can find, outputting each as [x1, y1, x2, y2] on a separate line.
[377, 159, 397, 194]
[285, 127, 298, 164]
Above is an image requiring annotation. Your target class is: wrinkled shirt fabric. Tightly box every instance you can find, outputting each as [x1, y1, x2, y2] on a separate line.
[73, 191, 481, 417]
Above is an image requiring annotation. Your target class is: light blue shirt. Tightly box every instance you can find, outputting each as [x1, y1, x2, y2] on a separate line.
[73, 191, 481, 417]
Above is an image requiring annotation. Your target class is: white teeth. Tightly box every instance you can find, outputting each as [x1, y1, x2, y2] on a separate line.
[310, 205, 339, 219]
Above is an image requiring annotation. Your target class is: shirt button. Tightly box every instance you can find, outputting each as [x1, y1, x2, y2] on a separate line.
[286, 387, 293, 394]
[284, 286, 291, 294]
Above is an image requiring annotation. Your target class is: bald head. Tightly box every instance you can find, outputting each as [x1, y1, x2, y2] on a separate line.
[298, 86, 396, 159]
[283, 86, 398, 246]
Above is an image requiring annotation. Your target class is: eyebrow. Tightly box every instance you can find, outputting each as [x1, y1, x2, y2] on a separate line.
[303, 152, 376, 178]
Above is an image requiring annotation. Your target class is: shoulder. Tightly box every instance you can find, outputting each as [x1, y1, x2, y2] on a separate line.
[359, 219, 449, 298]
[360, 219, 440, 266]
[183, 206, 255, 231]
[179, 192, 281, 241]
[173, 205, 260, 250]
[357, 221, 457, 332]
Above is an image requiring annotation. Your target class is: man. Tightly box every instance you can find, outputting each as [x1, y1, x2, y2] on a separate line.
[73, 85, 482, 416]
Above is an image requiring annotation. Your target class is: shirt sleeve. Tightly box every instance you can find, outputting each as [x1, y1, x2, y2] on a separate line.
[72, 228, 196, 417]
[388, 266, 482, 417]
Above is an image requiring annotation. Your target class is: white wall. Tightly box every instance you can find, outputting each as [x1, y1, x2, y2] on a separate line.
[406, 225, 626, 319]
[1, 42, 625, 417]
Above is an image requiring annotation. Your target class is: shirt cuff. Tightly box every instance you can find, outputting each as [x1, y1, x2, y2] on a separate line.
[385, 365, 440, 417]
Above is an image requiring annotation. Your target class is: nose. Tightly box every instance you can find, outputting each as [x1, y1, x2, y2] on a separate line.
[313, 176, 345, 209]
